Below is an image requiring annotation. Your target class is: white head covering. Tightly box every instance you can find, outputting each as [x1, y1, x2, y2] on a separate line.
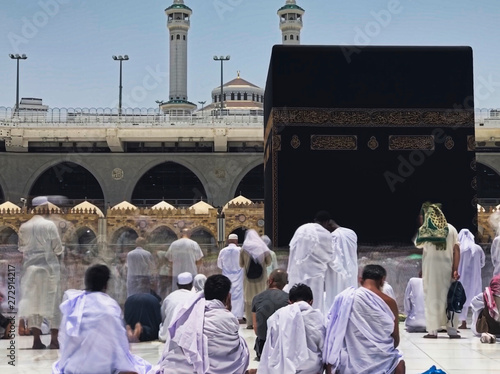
[177, 272, 193, 285]
[192, 274, 207, 292]
[458, 228, 479, 254]
[228, 233, 238, 241]
[242, 229, 270, 263]
[261, 235, 272, 249]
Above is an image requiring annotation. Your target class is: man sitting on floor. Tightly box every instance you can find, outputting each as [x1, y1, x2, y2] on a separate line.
[158, 272, 194, 342]
[471, 274, 500, 343]
[250, 283, 325, 374]
[404, 271, 426, 333]
[323, 264, 405, 374]
[52, 264, 152, 374]
[124, 292, 162, 342]
[151, 274, 249, 374]
[251, 269, 289, 361]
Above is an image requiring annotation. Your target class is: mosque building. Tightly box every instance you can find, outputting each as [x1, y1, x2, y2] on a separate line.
[0, 0, 307, 257]
[0, 0, 498, 255]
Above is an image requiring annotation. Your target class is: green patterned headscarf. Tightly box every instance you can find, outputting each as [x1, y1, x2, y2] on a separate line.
[415, 202, 449, 250]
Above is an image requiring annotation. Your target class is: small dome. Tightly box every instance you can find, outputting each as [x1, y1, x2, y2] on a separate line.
[223, 195, 253, 211]
[111, 201, 138, 210]
[151, 201, 177, 210]
[189, 200, 214, 214]
[0, 201, 21, 213]
[71, 201, 104, 217]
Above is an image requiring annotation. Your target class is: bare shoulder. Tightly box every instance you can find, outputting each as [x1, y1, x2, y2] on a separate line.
[381, 292, 399, 317]
[368, 286, 398, 314]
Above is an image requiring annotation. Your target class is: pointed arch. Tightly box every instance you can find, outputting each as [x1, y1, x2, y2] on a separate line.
[29, 161, 104, 204]
[132, 161, 207, 205]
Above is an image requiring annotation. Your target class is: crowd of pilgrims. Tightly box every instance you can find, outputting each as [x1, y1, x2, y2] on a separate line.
[3, 201, 500, 373]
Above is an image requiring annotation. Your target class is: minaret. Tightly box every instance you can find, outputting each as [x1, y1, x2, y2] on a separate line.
[277, 0, 304, 45]
[162, 0, 196, 115]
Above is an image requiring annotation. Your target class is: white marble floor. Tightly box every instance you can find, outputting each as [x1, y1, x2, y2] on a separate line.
[0, 322, 499, 373]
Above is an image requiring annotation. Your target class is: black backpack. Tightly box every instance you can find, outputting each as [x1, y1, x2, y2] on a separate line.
[246, 257, 263, 279]
[446, 280, 467, 326]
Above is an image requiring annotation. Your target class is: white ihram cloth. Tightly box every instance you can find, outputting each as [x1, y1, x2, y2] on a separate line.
[470, 292, 485, 336]
[416, 223, 459, 332]
[325, 227, 357, 313]
[127, 246, 157, 297]
[151, 292, 249, 374]
[258, 301, 325, 374]
[52, 290, 152, 374]
[491, 235, 500, 277]
[286, 223, 334, 313]
[158, 288, 194, 342]
[457, 229, 486, 320]
[404, 277, 426, 332]
[323, 287, 403, 374]
[217, 243, 244, 318]
[166, 238, 204, 291]
[18, 215, 63, 325]
[242, 229, 270, 263]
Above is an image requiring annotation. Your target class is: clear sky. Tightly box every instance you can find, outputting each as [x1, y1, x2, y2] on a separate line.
[1, 0, 499, 110]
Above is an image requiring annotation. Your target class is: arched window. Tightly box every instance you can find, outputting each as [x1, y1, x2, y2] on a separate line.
[297, 35, 299, 41]
[231, 93, 235, 100]
[284, 35, 287, 41]
[176, 34, 180, 40]
[214, 95, 217, 102]
[237, 93, 241, 100]
[171, 35, 174, 41]
[290, 35, 294, 40]
[183, 35, 186, 40]
[244, 93, 247, 100]
[252, 93, 255, 101]
[256, 95, 259, 102]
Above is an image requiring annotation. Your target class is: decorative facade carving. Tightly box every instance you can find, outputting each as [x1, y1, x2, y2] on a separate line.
[310, 135, 357, 150]
[290, 135, 301, 149]
[388, 135, 434, 150]
[467, 135, 476, 151]
[271, 108, 474, 127]
[272, 134, 281, 151]
[112, 168, 124, 180]
[368, 136, 379, 150]
[444, 136, 455, 150]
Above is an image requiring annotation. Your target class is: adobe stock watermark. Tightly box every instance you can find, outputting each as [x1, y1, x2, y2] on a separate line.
[213, 0, 244, 21]
[110, 65, 168, 109]
[341, 0, 403, 63]
[8, 0, 69, 54]
[383, 72, 500, 193]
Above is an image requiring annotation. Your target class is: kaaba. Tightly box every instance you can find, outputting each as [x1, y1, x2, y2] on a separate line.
[264, 45, 476, 248]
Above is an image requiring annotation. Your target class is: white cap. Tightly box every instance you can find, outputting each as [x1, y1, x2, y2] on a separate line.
[228, 233, 238, 240]
[177, 272, 193, 285]
[32, 196, 48, 207]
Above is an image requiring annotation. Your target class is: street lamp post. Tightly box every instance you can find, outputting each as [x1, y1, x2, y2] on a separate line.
[112, 55, 129, 116]
[213, 55, 230, 118]
[9, 54, 28, 115]
[198, 100, 206, 117]
[155, 100, 165, 113]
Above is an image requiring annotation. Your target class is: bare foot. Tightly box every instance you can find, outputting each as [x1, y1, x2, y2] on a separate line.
[126, 325, 137, 343]
[32, 342, 46, 349]
[126, 324, 141, 343]
[458, 321, 467, 329]
[133, 322, 142, 342]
